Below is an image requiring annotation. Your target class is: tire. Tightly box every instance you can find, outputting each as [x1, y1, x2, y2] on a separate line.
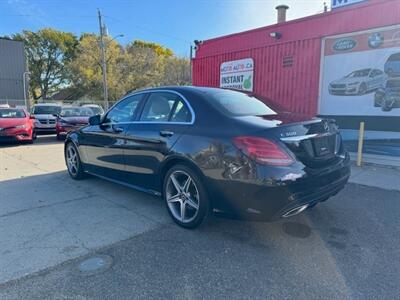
[65, 142, 86, 180]
[163, 164, 209, 229]
[32, 130, 37, 140]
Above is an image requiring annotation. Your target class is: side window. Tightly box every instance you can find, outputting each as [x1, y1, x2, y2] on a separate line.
[140, 92, 176, 122]
[170, 100, 191, 123]
[105, 94, 142, 123]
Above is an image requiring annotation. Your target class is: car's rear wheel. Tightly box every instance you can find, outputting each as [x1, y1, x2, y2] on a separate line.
[65, 142, 86, 180]
[163, 165, 209, 229]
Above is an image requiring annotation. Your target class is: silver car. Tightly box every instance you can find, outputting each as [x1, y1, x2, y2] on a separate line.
[31, 103, 62, 134]
[329, 68, 387, 96]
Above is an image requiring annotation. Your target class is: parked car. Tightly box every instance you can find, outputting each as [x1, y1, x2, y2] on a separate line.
[64, 87, 350, 228]
[384, 52, 400, 77]
[56, 106, 94, 140]
[374, 77, 400, 111]
[0, 104, 10, 108]
[82, 104, 104, 115]
[31, 103, 62, 134]
[0, 108, 36, 143]
[329, 68, 386, 95]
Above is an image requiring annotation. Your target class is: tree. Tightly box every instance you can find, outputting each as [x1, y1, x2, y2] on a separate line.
[69, 33, 125, 101]
[162, 57, 191, 86]
[12, 28, 78, 100]
[130, 40, 173, 57]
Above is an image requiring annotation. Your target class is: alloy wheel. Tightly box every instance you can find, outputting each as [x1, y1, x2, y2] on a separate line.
[166, 170, 200, 223]
[66, 144, 78, 176]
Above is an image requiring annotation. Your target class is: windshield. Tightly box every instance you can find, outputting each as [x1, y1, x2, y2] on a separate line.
[345, 69, 371, 78]
[86, 106, 104, 115]
[33, 105, 61, 115]
[208, 89, 277, 116]
[60, 107, 94, 117]
[0, 109, 26, 118]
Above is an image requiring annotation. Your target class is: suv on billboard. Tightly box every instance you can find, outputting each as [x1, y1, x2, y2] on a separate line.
[374, 77, 400, 111]
[384, 52, 400, 77]
[329, 68, 387, 96]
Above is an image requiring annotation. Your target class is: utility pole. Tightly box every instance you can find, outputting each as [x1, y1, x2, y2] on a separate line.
[98, 9, 109, 110]
[189, 45, 193, 85]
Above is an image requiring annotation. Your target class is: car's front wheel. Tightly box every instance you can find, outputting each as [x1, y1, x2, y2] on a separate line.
[358, 83, 367, 95]
[163, 165, 209, 229]
[65, 142, 86, 180]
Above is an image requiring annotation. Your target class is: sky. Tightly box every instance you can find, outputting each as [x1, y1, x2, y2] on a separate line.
[1, 0, 329, 56]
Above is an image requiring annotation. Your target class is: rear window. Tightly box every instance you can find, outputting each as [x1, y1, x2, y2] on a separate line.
[0, 109, 25, 118]
[33, 105, 61, 115]
[208, 90, 276, 117]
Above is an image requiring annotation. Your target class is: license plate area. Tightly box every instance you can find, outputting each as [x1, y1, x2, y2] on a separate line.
[313, 136, 333, 157]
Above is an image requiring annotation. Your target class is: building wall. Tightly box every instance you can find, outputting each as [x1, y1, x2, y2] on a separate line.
[0, 38, 27, 100]
[192, 0, 400, 118]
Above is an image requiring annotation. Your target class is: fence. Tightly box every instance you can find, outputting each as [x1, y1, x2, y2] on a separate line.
[0, 99, 26, 108]
[0, 99, 109, 111]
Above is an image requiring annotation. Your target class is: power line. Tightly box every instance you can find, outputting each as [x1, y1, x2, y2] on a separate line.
[104, 15, 191, 44]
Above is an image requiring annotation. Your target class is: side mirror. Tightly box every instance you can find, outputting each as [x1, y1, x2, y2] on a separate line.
[29, 115, 35, 119]
[89, 114, 102, 125]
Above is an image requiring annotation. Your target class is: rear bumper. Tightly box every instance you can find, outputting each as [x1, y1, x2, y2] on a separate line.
[209, 154, 351, 221]
[57, 126, 80, 136]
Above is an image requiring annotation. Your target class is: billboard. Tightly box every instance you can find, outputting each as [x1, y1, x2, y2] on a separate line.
[331, 0, 367, 9]
[220, 58, 254, 92]
[319, 25, 400, 117]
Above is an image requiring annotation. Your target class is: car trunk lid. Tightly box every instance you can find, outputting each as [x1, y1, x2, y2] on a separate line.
[236, 114, 342, 168]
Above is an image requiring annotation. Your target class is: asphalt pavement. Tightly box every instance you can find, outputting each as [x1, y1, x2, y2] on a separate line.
[0, 136, 399, 299]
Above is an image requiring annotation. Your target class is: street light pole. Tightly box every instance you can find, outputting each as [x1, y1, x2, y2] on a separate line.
[23, 71, 31, 110]
[98, 9, 109, 110]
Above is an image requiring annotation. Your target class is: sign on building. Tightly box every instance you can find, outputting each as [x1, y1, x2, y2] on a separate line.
[331, 0, 367, 9]
[319, 25, 400, 117]
[220, 58, 254, 92]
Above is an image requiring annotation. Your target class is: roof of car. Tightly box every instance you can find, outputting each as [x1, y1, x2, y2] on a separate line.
[126, 86, 243, 97]
[34, 103, 61, 106]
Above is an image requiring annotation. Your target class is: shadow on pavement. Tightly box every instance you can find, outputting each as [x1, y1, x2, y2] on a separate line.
[0, 134, 62, 148]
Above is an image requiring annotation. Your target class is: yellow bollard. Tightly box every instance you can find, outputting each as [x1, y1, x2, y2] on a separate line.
[357, 122, 365, 167]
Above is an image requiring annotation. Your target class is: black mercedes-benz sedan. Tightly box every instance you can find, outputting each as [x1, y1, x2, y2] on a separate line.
[64, 86, 350, 228]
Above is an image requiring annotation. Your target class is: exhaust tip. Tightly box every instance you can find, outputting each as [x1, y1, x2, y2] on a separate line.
[282, 204, 308, 218]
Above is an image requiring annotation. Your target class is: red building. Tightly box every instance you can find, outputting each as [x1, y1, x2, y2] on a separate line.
[192, 0, 400, 136]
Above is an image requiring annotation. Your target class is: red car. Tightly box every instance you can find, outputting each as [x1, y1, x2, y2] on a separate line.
[0, 108, 36, 143]
[56, 106, 93, 140]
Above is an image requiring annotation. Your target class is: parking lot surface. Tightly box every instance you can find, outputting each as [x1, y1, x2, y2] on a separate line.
[1, 137, 399, 299]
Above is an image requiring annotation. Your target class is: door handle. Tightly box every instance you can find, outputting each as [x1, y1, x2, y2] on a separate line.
[112, 125, 124, 133]
[159, 130, 174, 137]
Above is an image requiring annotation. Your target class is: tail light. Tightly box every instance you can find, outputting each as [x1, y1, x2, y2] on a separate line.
[233, 136, 294, 166]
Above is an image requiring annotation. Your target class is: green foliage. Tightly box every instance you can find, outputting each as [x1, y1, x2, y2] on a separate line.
[130, 40, 174, 57]
[12, 28, 78, 99]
